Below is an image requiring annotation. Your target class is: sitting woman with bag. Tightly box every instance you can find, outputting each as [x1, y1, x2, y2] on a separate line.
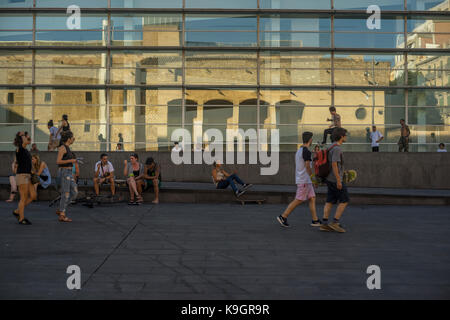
[31, 154, 52, 198]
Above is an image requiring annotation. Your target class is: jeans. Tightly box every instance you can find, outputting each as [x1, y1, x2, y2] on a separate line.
[59, 168, 78, 213]
[216, 174, 245, 193]
[322, 128, 335, 144]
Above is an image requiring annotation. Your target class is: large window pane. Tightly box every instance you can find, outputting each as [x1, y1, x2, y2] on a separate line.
[0, 50, 32, 85]
[407, 52, 450, 87]
[334, 0, 404, 10]
[335, 53, 403, 86]
[35, 51, 106, 85]
[186, 0, 256, 8]
[36, 0, 107, 7]
[260, 0, 331, 9]
[335, 14, 404, 48]
[0, 0, 33, 7]
[111, 14, 182, 46]
[111, 51, 182, 85]
[407, 0, 449, 11]
[111, 0, 182, 8]
[186, 15, 257, 47]
[261, 52, 331, 85]
[408, 89, 449, 126]
[406, 16, 450, 51]
[186, 51, 256, 85]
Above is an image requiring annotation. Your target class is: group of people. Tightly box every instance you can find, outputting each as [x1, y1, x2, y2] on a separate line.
[322, 107, 446, 152]
[278, 128, 349, 233]
[93, 152, 161, 205]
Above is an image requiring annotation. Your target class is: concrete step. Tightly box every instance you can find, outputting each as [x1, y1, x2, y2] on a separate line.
[1, 179, 449, 206]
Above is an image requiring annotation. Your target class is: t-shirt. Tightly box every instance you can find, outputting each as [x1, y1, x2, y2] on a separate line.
[49, 126, 61, 140]
[95, 161, 114, 178]
[326, 144, 343, 183]
[16, 146, 32, 174]
[437, 148, 447, 152]
[295, 146, 312, 184]
[370, 131, 383, 147]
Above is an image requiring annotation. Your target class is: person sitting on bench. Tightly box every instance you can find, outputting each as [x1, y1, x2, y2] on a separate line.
[212, 161, 252, 197]
[143, 157, 161, 204]
[93, 153, 115, 197]
[124, 153, 144, 205]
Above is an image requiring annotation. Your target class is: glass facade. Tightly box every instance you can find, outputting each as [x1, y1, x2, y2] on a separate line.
[0, 0, 449, 152]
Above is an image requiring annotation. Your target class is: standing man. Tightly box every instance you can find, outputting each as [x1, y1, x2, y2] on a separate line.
[277, 132, 321, 228]
[370, 125, 384, 152]
[322, 107, 341, 145]
[93, 153, 115, 197]
[398, 119, 410, 152]
[437, 143, 447, 152]
[320, 127, 349, 233]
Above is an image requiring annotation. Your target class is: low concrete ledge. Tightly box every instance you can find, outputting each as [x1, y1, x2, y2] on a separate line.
[1, 151, 449, 190]
[1, 180, 449, 206]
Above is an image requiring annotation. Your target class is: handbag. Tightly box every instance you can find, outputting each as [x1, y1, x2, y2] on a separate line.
[31, 174, 40, 184]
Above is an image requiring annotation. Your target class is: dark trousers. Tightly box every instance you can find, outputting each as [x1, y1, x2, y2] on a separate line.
[398, 137, 409, 152]
[322, 128, 334, 144]
[372, 146, 379, 152]
[216, 174, 245, 193]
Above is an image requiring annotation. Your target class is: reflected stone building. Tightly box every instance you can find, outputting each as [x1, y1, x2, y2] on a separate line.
[0, 0, 448, 152]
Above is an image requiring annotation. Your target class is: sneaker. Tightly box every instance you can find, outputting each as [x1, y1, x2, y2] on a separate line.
[18, 218, 32, 225]
[277, 215, 290, 227]
[242, 183, 253, 191]
[310, 220, 322, 227]
[319, 224, 334, 232]
[236, 189, 246, 198]
[329, 222, 346, 233]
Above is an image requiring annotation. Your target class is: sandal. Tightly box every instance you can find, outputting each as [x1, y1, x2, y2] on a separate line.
[136, 195, 144, 203]
[58, 215, 72, 222]
[12, 210, 19, 219]
[18, 218, 32, 225]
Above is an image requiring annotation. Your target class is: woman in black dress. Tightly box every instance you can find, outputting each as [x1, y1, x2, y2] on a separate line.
[13, 131, 36, 225]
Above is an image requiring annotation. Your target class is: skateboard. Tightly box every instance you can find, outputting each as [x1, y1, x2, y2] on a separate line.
[343, 170, 357, 184]
[236, 198, 266, 205]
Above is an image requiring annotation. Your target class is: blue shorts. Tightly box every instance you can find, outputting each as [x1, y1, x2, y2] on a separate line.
[325, 180, 350, 204]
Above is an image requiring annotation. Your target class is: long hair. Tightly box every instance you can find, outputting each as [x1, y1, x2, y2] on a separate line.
[13, 132, 23, 148]
[59, 130, 74, 146]
[32, 154, 41, 173]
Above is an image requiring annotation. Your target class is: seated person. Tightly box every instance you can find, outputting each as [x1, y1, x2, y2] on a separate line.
[31, 154, 51, 199]
[212, 161, 252, 197]
[124, 153, 144, 205]
[93, 153, 115, 197]
[143, 157, 161, 204]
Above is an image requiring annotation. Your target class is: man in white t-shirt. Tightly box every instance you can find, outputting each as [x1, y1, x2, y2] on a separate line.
[172, 141, 183, 152]
[437, 143, 447, 152]
[93, 153, 115, 196]
[370, 125, 384, 152]
[277, 132, 321, 228]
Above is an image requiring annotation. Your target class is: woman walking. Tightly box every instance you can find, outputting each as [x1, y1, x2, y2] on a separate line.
[12, 131, 35, 225]
[56, 131, 77, 222]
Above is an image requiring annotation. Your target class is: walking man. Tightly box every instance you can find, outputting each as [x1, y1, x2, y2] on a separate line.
[322, 107, 341, 145]
[277, 132, 321, 228]
[398, 119, 410, 152]
[320, 127, 349, 233]
[370, 125, 384, 152]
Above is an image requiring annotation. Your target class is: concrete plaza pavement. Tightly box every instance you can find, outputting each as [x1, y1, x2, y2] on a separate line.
[0, 201, 449, 300]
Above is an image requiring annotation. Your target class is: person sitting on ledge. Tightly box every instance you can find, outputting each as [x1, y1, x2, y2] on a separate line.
[211, 161, 252, 197]
[93, 153, 115, 197]
[143, 157, 161, 204]
[124, 153, 144, 205]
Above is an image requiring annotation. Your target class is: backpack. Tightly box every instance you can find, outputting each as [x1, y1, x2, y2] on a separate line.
[314, 144, 338, 180]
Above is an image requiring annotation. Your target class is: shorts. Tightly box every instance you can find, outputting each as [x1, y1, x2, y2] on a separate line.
[15, 173, 31, 186]
[144, 179, 161, 191]
[325, 180, 350, 204]
[295, 183, 316, 201]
